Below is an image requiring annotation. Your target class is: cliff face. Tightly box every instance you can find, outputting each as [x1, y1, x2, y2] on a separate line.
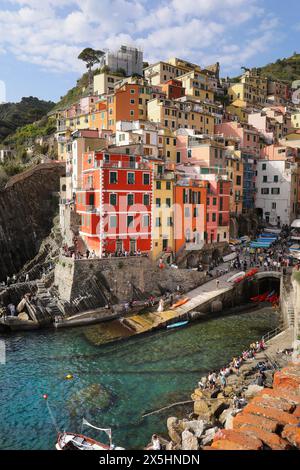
[0, 163, 65, 281]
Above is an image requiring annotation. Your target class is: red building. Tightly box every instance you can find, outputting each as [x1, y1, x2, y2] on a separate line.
[76, 151, 153, 257]
[161, 79, 185, 100]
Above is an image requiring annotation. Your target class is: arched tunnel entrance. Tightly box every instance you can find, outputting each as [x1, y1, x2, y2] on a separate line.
[247, 275, 280, 300]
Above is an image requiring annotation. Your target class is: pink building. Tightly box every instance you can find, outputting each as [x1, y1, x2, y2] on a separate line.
[215, 122, 261, 157]
[176, 130, 226, 174]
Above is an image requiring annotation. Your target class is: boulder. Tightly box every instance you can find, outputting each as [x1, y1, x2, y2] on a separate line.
[183, 420, 206, 438]
[210, 399, 229, 419]
[200, 427, 218, 446]
[219, 408, 234, 429]
[181, 429, 199, 451]
[68, 383, 113, 417]
[167, 417, 182, 445]
[193, 398, 210, 419]
[243, 384, 264, 399]
[18, 312, 29, 321]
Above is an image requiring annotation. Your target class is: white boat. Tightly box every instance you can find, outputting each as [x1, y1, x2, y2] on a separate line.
[227, 272, 245, 283]
[56, 419, 125, 451]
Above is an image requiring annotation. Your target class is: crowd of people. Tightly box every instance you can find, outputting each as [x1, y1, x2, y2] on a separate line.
[198, 338, 268, 392]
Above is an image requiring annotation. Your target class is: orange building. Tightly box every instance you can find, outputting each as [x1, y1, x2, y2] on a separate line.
[161, 79, 185, 100]
[107, 84, 140, 131]
[174, 179, 207, 255]
[89, 100, 108, 130]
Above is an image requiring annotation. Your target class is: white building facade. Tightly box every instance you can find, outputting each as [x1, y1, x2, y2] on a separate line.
[255, 159, 298, 226]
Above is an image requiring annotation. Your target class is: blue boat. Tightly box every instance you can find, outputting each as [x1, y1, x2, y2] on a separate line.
[167, 321, 189, 330]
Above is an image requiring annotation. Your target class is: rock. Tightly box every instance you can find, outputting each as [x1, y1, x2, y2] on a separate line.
[181, 429, 199, 450]
[212, 429, 263, 450]
[209, 399, 229, 419]
[233, 412, 279, 434]
[241, 425, 292, 450]
[243, 384, 264, 399]
[200, 427, 218, 446]
[167, 417, 182, 445]
[273, 366, 300, 390]
[183, 420, 206, 438]
[193, 398, 210, 419]
[18, 312, 29, 321]
[219, 408, 235, 429]
[243, 402, 299, 426]
[263, 370, 274, 388]
[17, 298, 27, 313]
[68, 383, 113, 417]
[282, 424, 300, 449]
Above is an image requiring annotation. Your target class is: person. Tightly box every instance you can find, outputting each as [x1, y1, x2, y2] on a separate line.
[25, 273, 29, 283]
[216, 279, 220, 289]
[220, 373, 226, 389]
[198, 376, 207, 390]
[157, 298, 164, 313]
[149, 434, 161, 450]
[86, 250, 90, 259]
[8, 304, 16, 316]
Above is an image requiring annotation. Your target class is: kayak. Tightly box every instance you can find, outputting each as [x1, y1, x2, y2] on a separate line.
[167, 321, 189, 329]
[170, 298, 189, 309]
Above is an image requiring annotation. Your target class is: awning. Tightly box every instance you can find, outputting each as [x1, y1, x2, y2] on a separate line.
[291, 219, 300, 228]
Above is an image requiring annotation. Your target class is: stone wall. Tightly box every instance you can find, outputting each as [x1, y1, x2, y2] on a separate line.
[54, 256, 207, 307]
[0, 163, 65, 281]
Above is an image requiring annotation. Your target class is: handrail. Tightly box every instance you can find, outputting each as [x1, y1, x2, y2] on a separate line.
[262, 325, 287, 343]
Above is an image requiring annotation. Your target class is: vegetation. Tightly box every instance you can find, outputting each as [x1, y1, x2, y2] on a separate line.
[231, 52, 300, 84]
[0, 97, 55, 142]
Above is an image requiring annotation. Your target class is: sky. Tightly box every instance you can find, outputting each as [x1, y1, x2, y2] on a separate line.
[0, 0, 300, 103]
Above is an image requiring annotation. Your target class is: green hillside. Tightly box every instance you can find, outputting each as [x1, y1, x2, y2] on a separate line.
[256, 52, 300, 83]
[0, 96, 55, 142]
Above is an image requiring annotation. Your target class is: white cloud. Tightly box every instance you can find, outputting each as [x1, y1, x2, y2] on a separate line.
[0, 0, 282, 75]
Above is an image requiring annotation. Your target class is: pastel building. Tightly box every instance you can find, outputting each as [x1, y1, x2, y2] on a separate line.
[215, 121, 261, 157]
[76, 151, 153, 256]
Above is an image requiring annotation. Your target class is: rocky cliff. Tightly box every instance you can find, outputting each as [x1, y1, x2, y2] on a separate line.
[0, 162, 65, 281]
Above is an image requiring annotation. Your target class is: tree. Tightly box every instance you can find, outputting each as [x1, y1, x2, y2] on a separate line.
[78, 48, 104, 90]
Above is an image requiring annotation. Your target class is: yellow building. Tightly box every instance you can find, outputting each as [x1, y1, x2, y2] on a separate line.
[228, 70, 268, 107]
[178, 70, 214, 102]
[226, 103, 249, 123]
[226, 149, 244, 214]
[152, 163, 175, 261]
[158, 128, 177, 162]
[93, 72, 122, 96]
[144, 60, 190, 86]
[291, 111, 300, 129]
[147, 97, 215, 136]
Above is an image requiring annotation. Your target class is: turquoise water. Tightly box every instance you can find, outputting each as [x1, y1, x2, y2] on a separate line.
[0, 307, 278, 450]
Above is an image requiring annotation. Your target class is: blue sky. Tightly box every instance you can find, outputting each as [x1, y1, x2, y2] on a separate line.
[0, 0, 300, 103]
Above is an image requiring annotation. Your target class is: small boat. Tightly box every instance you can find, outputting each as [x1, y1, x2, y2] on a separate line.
[227, 272, 245, 283]
[167, 321, 189, 329]
[56, 432, 111, 450]
[170, 297, 189, 309]
[55, 419, 125, 451]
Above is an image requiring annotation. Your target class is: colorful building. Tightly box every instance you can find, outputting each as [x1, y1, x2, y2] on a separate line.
[76, 151, 153, 257]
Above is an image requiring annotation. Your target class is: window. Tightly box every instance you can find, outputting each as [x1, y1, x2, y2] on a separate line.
[274, 175, 279, 182]
[110, 194, 117, 206]
[130, 89, 135, 94]
[193, 207, 199, 217]
[109, 215, 117, 228]
[212, 213, 216, 222]
[156, 181, 161, 190]
[127, 215, 134, 227]
[143, 215, 150, 227]
[271, 188, 280, 195]
[143, 173, 150, 185]
[176, 152, 181, 163]
[156, 198, 161, 207]
[263, 176, 267, 183]
[127, 194, 134, 206]
[166, 198, 171, 208]
[130, 99, 135, 104]
[155, 217, 161, 227]
[236, 175, 241, 186]
[167, 217, 173, 226]
[261, 188, 269, 194]
[184, 207, 190, 217]
[127, 172, 135, 184]
[166, 182, 171, 190]
[143, 194, 150, 206]
[110, 172, 117, 184]
[272, 202, 276, 209]
[262, 163, 267, 170]
[213, 197, 217, 206]
[130, 110, 134, 116]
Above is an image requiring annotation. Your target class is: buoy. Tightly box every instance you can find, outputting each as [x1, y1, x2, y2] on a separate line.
[43, 394, 48, 400]
[65, 374, 73, 380]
